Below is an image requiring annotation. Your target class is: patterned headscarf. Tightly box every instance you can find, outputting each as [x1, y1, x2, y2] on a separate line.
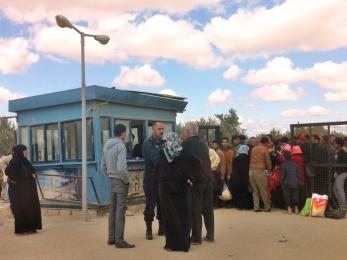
[163, 132, 182, 162]
[236, 144, 249, 157]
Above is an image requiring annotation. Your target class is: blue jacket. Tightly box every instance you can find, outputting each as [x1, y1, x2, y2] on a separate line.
[280, 160, 300, 189]
[143, 136, 165, 183]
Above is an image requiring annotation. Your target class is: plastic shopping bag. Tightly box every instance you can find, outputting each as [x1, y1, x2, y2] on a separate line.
[219, 183, 232, 201]
[300, 198, 312, 216]
[310, 193, 328, 217]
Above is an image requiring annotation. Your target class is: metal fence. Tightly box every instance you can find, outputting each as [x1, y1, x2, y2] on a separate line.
[290, 121, 347, 203]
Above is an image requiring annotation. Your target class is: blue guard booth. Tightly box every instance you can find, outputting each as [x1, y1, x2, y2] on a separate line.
[9, 85, 187, 207]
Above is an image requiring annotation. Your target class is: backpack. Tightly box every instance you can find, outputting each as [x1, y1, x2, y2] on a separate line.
[324, 209, 346, 219]
[324, 197, 346, 219]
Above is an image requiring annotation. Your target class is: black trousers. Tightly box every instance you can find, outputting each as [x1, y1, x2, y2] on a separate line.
[213, 171, 222, 207]
[191, 182, 214, 242]
[282, 185, 299, 208]
[143, 180, 162, 223]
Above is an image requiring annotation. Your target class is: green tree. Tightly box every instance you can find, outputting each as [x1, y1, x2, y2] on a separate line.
[256, 128, 290, 140]
[175, 122, 185, 138]
[215, 108, 243, 139]
[0, 117, 16, 156]
[196, 117, 219, 126]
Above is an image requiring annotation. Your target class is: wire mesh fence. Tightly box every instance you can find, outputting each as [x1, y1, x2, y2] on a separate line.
[290, 121, 347, 206]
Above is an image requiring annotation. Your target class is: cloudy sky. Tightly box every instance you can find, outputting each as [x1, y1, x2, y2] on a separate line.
[0, 0, 346, 136]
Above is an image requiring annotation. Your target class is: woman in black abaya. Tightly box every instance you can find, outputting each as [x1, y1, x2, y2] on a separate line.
[157, 132, 195, 252]
[232, 145, 253, 210]
[5, 144, 42, 234]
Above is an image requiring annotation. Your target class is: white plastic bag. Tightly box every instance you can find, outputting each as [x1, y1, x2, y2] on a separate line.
[219, 183, 232, 201]
[310, 193, 328, 217]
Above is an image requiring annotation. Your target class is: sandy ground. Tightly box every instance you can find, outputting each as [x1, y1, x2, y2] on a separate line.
[1, 202, 347, 260]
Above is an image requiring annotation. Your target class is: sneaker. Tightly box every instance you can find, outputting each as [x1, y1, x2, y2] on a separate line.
[115, 241, 135, 249]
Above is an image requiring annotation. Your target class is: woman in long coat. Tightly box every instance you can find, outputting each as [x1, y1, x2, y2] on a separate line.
[232, 145, 253, 210]
[5, 144, 42, 234]
[157, 133, 198, 252]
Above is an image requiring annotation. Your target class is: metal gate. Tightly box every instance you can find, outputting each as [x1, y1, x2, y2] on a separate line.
[290, 121, 347, 203]
[198, 125, 221, 143]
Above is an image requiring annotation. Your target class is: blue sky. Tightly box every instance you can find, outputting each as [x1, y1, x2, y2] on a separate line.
[1, 0, 346, 136]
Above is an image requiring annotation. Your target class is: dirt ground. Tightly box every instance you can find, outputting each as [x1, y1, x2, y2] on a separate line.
[1, 202, 347, 260]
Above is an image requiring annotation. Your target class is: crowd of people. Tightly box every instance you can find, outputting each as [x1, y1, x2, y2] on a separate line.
[2, 121, 346, 253]
[208, 132, 347, 215]
[101, 121, 347, 252]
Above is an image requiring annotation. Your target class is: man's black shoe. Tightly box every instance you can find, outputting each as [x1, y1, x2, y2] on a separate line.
[107, 241, 115, 245]
[146, 222, 153, 240]
[115, 241, 135, 249]
[191, 240, 202, 245]
[263, 208, 271, 212]
[203, 236, 215, 243]
[254, 209, 261, 212]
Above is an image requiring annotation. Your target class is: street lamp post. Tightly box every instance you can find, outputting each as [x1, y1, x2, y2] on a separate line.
[55, 15, 110, 221]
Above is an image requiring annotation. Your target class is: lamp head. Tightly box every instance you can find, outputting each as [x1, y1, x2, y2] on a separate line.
[55, 15, 73, 29]
[94, 35, 110, 45]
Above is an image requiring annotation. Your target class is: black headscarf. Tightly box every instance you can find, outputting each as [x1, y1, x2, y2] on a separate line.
[12, 144, 35, 176]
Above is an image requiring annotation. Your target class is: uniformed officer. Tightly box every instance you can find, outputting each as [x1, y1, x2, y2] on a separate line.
[142, 122, 166, 240]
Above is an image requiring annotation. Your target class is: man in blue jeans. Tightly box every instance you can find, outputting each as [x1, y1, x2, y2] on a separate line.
[101, 124, 135, 249]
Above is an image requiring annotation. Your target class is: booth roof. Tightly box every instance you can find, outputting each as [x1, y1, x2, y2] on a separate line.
[9, 85, 188, 113]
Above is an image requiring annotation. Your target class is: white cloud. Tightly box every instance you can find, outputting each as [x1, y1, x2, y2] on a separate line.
[0, 37, 39, 74]
[306, 61, 347, 91]
[33, 23, 127, 64]
[243, 57, 347, 101]
[251, 84, 304, 102]
[243, 57, 304, 85]
[245, 103, 256, 109]
[205, 0, 347, 56]
[0, 0, 221, 24]
[0, 86, 27, 102]
[223, 64, 241, 81]
[32, 14, 224, 69]
[207, 89, 231, 106]
[324, 91, 347, 102]
[307, 106, 332, 116]
[240, 117, 289, 136]
[113, 64, 165, 88]
[160, 89, 177, 96]
[280, 106, 333, 118]
[280, 109, 306, 118]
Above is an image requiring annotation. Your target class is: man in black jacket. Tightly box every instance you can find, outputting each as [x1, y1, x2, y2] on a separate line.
[143, 122, 165, 240]
[181, 122, 215, 244]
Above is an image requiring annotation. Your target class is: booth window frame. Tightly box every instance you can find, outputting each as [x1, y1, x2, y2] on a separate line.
[29, 123, 60, 163]
[61, 118, 95, 162]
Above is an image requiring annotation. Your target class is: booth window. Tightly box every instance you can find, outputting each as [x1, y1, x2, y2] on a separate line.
[147, 121, 174, 137]
[114, 119, 144, 159]
[20, 127, 29, 148]
[46, 124, 59, 161]
[100, 117, 111, 148]
[62, 119, 94, 161]
[31, 123, 59, 162]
